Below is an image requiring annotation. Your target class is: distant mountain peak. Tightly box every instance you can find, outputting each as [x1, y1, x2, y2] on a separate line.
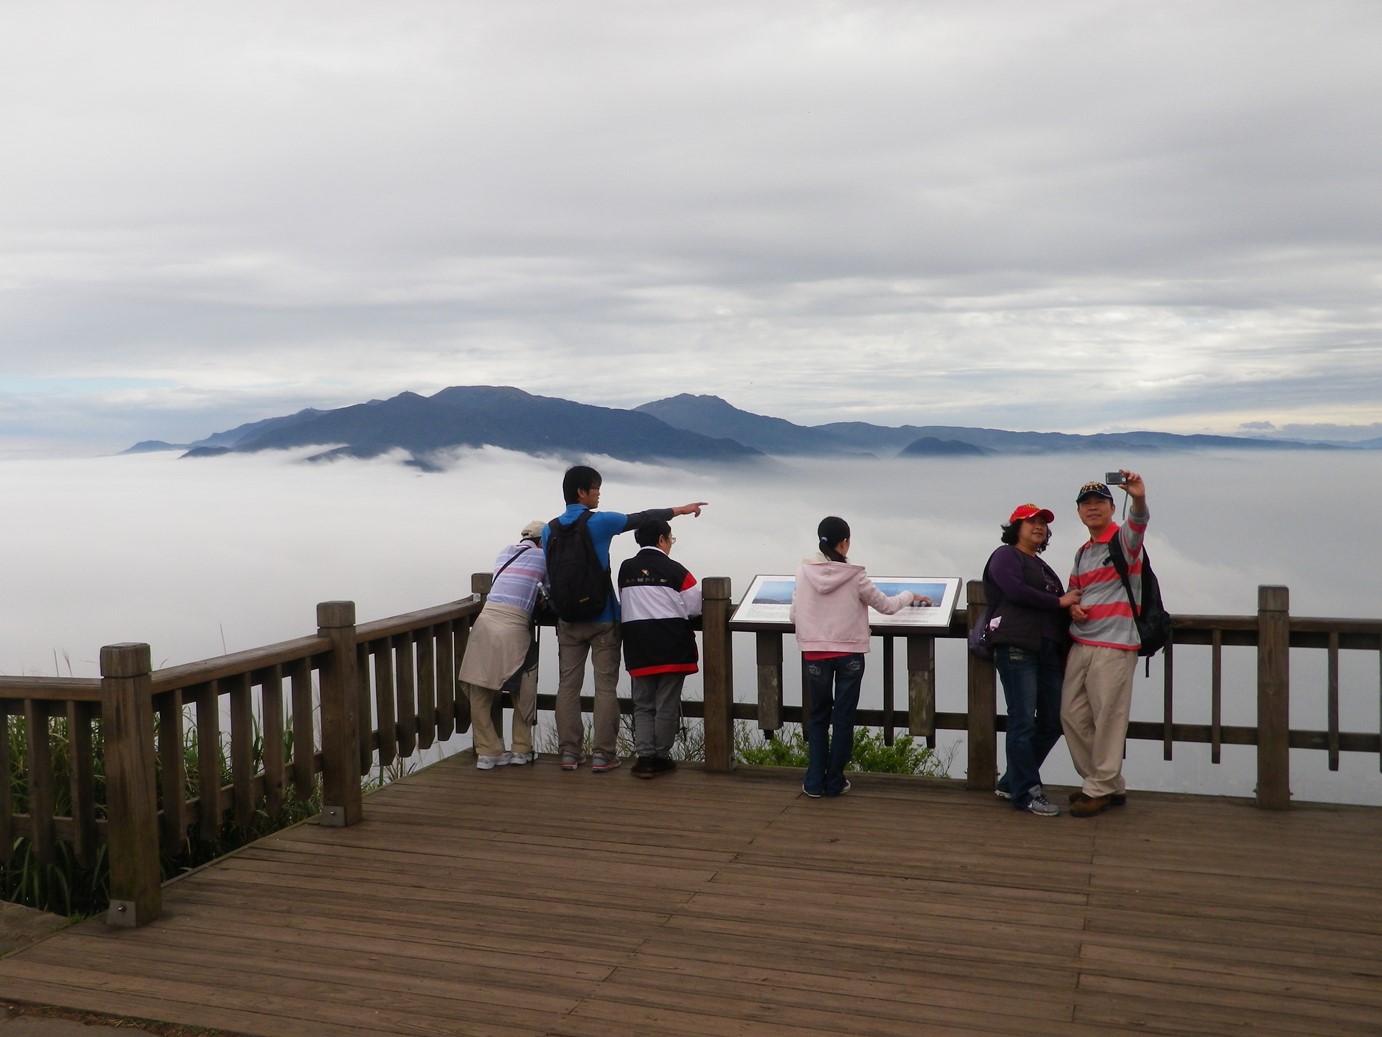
[165, 385, 759, 467]
[130, 385, 1361, 469]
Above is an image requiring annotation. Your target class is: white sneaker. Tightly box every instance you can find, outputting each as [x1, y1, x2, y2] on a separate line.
[508, 751, 536, 766]
[476, 752, 513, 770]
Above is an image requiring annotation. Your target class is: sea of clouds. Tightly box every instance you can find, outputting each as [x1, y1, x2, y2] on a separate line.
[4, 446, 1379, 804]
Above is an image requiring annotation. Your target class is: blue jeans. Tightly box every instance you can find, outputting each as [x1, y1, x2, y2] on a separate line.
[995, 641, 1064, 808]
[803, 654, 864, 797]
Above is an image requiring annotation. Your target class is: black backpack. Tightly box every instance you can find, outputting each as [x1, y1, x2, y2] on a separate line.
[1105, 536, 1172, 670]
[544, 511, 612, 622]
[967, 558, 1004, 662]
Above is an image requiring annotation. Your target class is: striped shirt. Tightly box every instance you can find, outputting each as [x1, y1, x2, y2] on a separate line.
[1068, 506, 1150, 651]
[487, 542, 548, 612]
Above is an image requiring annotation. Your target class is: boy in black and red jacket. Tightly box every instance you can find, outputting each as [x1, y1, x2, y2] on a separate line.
[617, 520, 701, 778]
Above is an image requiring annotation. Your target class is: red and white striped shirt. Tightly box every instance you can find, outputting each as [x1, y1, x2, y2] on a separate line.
[1068, 507, 1150, 651]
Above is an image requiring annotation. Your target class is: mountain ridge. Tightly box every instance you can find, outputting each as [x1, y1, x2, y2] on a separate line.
[634, 393, 1348, 457]
[126, 387, 1362, 467]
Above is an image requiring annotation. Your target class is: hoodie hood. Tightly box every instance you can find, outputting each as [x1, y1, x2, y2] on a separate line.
[796, 556, 865, 597]
[792, 555, 916, 655]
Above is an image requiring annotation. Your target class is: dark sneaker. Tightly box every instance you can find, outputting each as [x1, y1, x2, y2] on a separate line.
[801, 785, 822, 799]
[631, 756, 656, 779]
[649, 757, 677, 776]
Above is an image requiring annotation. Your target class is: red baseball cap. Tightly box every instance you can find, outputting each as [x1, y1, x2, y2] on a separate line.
[1008, 503, 1055, 524]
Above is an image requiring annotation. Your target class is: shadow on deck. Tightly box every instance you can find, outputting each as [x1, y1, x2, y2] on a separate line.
[1, 756, 1380, 1037]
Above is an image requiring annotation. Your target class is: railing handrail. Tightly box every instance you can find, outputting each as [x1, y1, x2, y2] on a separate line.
[354, 598, 481, 641]
[0, 675, 102, 703]
[149, 634, 330, 693]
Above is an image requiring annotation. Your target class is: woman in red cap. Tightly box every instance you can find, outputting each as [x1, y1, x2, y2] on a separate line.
[982, 504, 1082, 816]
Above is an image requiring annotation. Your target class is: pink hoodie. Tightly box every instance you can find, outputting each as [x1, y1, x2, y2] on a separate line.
[789, 553, 915, 653]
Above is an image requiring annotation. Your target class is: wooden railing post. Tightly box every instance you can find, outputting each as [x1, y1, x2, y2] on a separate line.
[318, 601, 363, 827]
[906, 635, 936, 746]
[1257, 585, 1291, 809]
[755, 631, 783, 733]
[101, 642, 161, 928]
[965, 580, 997, 791]
[702, 577, 735, 772]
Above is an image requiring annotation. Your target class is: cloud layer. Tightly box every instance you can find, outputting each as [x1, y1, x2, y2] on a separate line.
[5, 447, 1379, 804]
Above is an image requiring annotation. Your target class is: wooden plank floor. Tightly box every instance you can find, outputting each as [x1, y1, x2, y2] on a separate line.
[2, 757, 1380, 1037]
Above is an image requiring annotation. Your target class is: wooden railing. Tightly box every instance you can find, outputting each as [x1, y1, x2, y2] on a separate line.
[2, 578, 1378, 930]
[1, 596, 485, 929]
[703, 580, 1382, 810]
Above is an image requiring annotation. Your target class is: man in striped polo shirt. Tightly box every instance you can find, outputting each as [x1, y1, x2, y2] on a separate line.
[1061, 471, 1150, 818]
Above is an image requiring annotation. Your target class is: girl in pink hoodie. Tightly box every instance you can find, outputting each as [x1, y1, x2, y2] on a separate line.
[790, 516, 924, 797]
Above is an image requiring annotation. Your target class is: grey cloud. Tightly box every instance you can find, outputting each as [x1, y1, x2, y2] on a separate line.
[2, 1, 1381, 451]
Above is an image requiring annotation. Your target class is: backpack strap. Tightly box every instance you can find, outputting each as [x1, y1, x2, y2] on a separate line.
[1104, 536, 1138, 616]
[1106, 536, 1156, 616]
[980, 551, 1007, 619]
[1105, 535, 1157, 676]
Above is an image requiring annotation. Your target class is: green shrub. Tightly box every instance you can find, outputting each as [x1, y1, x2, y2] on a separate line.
[735, 723, 952, 777]
[3, 709, 322, 916]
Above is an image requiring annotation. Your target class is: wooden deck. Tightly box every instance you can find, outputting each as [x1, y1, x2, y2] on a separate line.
[2, 756, 1380, 1037]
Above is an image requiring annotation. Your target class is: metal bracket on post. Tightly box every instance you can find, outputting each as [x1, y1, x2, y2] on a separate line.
[320, 805, 347, 827]
[106, 899, 141, 928]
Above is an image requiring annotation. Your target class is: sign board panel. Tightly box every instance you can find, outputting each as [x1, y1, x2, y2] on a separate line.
[729, 574, 961, 630]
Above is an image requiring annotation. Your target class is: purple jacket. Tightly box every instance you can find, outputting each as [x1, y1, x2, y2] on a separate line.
[789, 553, 915, 654]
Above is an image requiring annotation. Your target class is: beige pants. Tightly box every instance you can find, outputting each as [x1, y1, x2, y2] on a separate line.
[555, 620, 621, 757]
[466, 668, 535, 758]
[1060, 642, 1139, 798]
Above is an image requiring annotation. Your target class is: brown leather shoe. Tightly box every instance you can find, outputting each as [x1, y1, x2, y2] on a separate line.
[1069, 791, 1127, 807]
[1070, 794, 1110, 818]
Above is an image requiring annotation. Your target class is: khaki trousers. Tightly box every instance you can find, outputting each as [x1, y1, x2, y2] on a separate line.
[1060, 642, 1139, 798]
[555, 620, 621, 757]
[465, 668, 535, 758]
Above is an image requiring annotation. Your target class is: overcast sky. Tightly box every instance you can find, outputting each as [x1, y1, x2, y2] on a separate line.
[3, 1, 1381, 455]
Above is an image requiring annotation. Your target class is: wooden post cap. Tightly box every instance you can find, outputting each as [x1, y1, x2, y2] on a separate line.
[100, 643, 152, 678]
[317, 601, 357, 628]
